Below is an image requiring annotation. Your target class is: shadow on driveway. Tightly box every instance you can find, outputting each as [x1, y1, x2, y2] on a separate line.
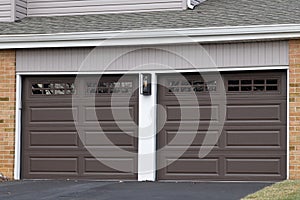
[0, 180, 272, 200]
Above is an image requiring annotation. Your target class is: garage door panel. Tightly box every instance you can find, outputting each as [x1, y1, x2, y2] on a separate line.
[165, 130, 220, 147]
[158, 154, 286, 180]
[29, 107, 78, 123]
[29, 131, 79, 147]
[225, 158, 281, 175]
[157, 71, 287, 181]
[22, 75, 138, 180]
[29, 157, 78, 173]
[165, 105, 218, 122]
[222, 126, 286, 150]
[227, 104, 281, 121]
[84, 157, 136, 174]
[84, 131, 136, 148]
[225, 130, 281, 147]
[166, 158, 219, 174]
[162, 126, 285, 150]
[85, 106, 136, 122]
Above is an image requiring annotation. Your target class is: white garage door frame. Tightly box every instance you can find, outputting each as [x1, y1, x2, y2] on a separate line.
[14, 66, 289, 180]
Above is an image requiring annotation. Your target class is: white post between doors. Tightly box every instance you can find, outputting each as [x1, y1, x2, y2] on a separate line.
[14, 74, 22, 180]
[138, 72, 157, 181]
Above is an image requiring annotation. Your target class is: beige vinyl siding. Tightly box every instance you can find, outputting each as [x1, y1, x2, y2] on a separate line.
[16, 0, 27, 19]
[0, 0, 13, 22]
[27, 0, 184, 17]
[16, 41, 289, 72]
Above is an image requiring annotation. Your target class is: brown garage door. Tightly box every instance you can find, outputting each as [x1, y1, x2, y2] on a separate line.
[157, 71, 287, 181]
[22, 75, 138, 180]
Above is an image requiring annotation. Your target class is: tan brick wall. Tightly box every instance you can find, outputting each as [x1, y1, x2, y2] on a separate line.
[0, 50, 16, 179]
[289, 40, 300, 179]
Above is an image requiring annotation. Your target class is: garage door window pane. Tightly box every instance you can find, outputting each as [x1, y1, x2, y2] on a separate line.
[241, 86, 252, 91]
[267, 79, 278, 84]
[206, 80, 217, 91]
[254, 80, 265, 84]
[241, 80, 252, 85]
[228, 80, 239, 85]
[54, 89, 65, 95]
[167, 79, 217, 93]
[228, 86, 239, 91]
[32, 82, 75, 95]
[253, 86, 264, 91]
[266, 86, 278, 91]
[169, 80, 180, 86]
[86, 81, 133, 95]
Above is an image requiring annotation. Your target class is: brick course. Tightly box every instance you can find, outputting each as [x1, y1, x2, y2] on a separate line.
[0, 50, 16, 179]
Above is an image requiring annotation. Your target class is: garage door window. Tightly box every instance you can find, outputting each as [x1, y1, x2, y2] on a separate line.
[167, 79, 217, 93]
[32, 82, 75, 95]
[227, 78, 279, 92]
[86, 81, 133, 95]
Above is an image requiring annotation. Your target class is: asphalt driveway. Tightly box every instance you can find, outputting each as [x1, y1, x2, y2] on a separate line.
[0, 180, 272, 200]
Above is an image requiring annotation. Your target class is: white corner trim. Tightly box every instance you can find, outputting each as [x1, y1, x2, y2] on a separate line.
[187, 0, 194, 9]
[11, 0, 16, 22]
[0, 24, 300, 49]
[14, 74, 21, 180]
[287, 69, 290, 180]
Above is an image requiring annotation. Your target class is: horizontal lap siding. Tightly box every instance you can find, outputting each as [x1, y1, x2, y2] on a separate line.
[27, 0, 184, 16]
[0, 0, 13, 22]
[16, 41, 289, 72]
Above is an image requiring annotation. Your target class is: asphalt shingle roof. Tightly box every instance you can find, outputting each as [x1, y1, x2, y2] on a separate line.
[0, 0, 300, 35]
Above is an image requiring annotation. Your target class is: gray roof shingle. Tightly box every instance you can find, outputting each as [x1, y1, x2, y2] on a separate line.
[0, 0, 300, 35]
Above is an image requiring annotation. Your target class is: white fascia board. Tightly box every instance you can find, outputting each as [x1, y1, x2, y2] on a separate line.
[1, 24, 300, 49]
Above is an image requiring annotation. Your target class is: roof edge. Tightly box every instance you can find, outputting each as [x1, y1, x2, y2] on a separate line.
[1, 24, 300, 49]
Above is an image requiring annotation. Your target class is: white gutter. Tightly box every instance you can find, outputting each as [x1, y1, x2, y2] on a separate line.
[1, 24, 300, 49]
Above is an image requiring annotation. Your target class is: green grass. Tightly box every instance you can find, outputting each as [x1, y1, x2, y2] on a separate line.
[242, 180, 300, 200]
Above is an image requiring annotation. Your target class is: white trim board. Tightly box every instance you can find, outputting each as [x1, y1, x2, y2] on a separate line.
[287, 69, 290, 180]
[138, 72, 157, 181]
[1, 24, 300, 49]
[14, 74, 21, 180]
[16, 66, 289, 75]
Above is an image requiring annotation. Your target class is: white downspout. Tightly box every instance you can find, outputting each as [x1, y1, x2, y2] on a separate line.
[187, 0, 206, 10]
[187, 0, 195, 9]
